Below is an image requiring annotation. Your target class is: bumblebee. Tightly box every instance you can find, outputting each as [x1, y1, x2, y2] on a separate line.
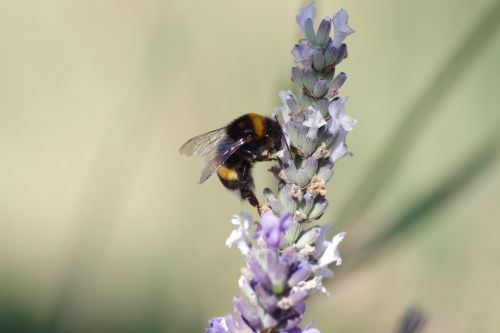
[179, 113, 285, 207]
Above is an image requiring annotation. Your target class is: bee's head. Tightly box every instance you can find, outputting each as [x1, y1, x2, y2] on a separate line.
[265, 117, 286, 152]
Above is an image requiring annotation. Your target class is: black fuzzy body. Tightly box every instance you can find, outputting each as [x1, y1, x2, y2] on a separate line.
[216, 113, 284, 207]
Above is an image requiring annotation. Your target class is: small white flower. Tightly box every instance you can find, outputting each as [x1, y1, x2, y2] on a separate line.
[312, 224, 334, 259]
[225, 229, 242, 248]
[329, 129, 351, 164]
[332, 9, 354, 47]
[317, 231, 346, 268]
[293, 276, 330, 296]
[291, 39, 315, 70]
[303, 107, 327, 139]
[226, 212, 253, 256]
[314, 266, 334, 279]
[327, 116, 341, 137]
[296, 1, 317, 35]
[328, 96, 357, 132]
[273, 90, 296, 123]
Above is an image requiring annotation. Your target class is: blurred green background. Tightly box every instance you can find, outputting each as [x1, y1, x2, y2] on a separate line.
[1, 0, 500, 332]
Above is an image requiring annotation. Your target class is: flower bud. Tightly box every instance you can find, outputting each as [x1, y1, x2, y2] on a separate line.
[315, 17, 332, 47]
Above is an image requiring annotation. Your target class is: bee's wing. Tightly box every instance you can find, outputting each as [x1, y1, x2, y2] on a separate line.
[179, 127, 227, 157]
[199, 137, 247, 184]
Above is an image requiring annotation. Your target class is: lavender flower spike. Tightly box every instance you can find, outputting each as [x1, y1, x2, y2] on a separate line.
[206, 1, 355, 332]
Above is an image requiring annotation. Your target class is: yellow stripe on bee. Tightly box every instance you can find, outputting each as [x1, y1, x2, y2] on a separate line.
[217, 165, 239, 181]
[247, 113, 265, 138]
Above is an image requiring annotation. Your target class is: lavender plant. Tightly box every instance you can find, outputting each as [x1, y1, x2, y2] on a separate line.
[206, 2, 355, 332]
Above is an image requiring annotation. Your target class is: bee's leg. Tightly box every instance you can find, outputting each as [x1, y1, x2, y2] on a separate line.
[241, 187, 259, 207]
[238, 162, 259, 207]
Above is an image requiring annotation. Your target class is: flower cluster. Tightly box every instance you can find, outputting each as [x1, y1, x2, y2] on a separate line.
[206, 1, 355, 332]
[209, 212, 345, 333]
[264, 1, 355, 224]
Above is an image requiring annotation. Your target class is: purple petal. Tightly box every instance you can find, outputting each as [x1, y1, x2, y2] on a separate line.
[254, 283, 279, 312]
[233, 297, 262, 331]
[248, 258, 272, 291]
[295, 302, 306, 315]
[255, 211, 292, 250]
[289, 290, 308, 306]
[282, 313, 303, 330]
[234, 313, 255, 332]
[267, 250, 289, 287]
[274, 305, 305, 330]
[279, 211, 292, 230]
[281, 247, 299, 266]
[288, 264, 311, 287]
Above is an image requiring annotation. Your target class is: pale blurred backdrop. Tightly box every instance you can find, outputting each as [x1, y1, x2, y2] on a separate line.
[1, 0, 500, 332]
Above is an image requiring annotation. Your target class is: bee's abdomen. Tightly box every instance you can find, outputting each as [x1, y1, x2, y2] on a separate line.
[217, 161, 258, 207]
[217, 165, 239, 181]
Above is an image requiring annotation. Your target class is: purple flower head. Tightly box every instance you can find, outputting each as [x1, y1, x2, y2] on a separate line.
[254, 211, 292, 250]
